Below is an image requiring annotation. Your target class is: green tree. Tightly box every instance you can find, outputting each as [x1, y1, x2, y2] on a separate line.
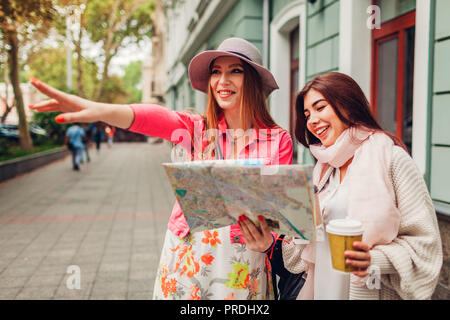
[26, 46, 99, 143]
[26, 46, 99, 98]
[84, 0, 154, 101]
[100, 75, 129, 104]
[33, 110, 69, 145]
[0, 0, 55, 150]
[52, 0, 89, 97]
[122, 60, 142, 104]
[0, 48, 14, 123]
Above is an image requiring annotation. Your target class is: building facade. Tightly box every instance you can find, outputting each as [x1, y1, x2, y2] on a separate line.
[142, 0, 167, 105]
[156, 0, 449, 299]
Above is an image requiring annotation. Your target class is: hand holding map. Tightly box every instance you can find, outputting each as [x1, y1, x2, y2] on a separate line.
[163, 160, 323, 241]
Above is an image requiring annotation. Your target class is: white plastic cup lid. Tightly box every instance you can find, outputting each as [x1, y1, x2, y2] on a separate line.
[326, 218, 364, 236]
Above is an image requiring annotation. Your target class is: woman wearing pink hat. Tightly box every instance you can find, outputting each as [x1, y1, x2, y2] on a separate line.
[29, 37, 293, 300]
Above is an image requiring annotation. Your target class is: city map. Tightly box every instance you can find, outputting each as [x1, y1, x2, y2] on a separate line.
[163, 160, 319, 240]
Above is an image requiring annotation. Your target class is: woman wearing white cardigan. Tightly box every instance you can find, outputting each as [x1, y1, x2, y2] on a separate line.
[239, 72, 443, 300]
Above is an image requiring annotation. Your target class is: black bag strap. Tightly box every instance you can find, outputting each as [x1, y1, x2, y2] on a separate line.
[268, 234, 305, 300]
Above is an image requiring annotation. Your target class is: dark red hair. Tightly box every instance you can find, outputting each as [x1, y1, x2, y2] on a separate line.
[294, 72, 407, 151]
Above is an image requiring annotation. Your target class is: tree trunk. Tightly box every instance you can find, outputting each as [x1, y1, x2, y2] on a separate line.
[7, 29, 33, 150]
[0, 97, 14, 124]
[1, 66, 13, 124]
[93, 0, 120, 102]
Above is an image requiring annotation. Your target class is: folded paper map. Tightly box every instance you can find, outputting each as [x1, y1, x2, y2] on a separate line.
[163, 159, 321, 241]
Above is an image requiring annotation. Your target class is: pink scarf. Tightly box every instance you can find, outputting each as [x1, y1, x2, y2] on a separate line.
[297, 126, 401, 299]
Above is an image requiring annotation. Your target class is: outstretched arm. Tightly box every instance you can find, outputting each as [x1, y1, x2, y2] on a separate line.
[29, 78, 134, 129]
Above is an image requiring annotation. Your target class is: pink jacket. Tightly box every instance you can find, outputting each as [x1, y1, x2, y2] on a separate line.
[128, 104, 293, 240]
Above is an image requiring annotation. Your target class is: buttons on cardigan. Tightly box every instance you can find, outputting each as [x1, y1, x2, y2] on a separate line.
[233, 235, 241, 243]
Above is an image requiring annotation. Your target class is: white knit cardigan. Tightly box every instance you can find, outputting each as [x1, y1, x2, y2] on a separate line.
[282, 146, 443, 300]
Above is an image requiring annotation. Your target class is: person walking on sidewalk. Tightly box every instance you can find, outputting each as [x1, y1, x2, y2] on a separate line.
[29, 38, 293, 300]
[80, 124, 91, 163]
[92, 123, 104, 153]
[105, 125, 115, 148]
[65, 123, 86, 171]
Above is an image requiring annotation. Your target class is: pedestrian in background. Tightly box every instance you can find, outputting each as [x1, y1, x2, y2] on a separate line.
[81, 124, 91, 163]
[65, 123, 86, 171]
[29, 38, 293, 300]
[105, 125, 115, 148]
[92, 123, 104, 153]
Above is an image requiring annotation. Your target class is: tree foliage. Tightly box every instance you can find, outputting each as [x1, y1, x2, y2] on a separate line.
[26, 46, 99, 98]
[0, 0, 55, 32]
[26, 46, 98, 143]
[0, 0, 56, 149]
[0, 0, 150, 149]
[84, 0, 154, 101]
[122, 60, 142, 104]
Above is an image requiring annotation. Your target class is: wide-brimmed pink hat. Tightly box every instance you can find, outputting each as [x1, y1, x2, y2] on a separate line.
[188, 37, 279, 97]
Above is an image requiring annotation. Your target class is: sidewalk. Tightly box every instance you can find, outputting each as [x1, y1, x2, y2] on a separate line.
[0, 142, 175, 299]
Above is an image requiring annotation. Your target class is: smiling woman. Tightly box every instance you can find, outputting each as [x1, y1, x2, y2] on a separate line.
[203, 57, 278, 133]
[276, 72, 443, 300]
[302, 89, 349, 147]
[209, 57, 245, 128]
[29, 37, 294, 300]
[295, 72, 398, 148]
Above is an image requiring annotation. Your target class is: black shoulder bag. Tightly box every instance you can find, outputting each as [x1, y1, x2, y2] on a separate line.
[268, 235, 305, 300]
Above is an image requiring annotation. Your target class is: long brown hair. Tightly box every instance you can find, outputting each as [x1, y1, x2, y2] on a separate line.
[204, 58, 278, 131]
[294, 72, 407, 151]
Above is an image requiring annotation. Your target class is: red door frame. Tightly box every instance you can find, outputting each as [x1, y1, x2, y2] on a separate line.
[371, 10, 415, 139]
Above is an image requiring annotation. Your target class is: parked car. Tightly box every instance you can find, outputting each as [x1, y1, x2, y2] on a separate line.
[0, 123, 47, 139]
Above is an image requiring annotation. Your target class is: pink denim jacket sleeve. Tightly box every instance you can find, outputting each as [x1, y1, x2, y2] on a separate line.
[127, 104, 203, 142]
[127, 104, 294, 239]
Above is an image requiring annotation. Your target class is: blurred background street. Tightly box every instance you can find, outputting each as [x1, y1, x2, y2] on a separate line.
[0, 0, 448, 299]
[0, 142, 174, 299]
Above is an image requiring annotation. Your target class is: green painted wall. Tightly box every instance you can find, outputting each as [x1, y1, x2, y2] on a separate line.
[376, 0, 416, 23]
[175, 0, 264, 111]
[270, 0, 340, 164]
[431, 147, 450, 203]
[207, 0, 263, 52]
[305, 0, 340, 81]
[430, 0, 450, 204]
[435, 0, 450, 39]
[271, 0, 296, 19]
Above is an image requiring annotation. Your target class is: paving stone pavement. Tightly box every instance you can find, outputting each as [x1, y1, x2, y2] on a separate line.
[0, 142, 175, 300]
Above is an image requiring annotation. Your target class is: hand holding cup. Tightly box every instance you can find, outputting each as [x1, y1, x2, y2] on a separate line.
[345, 241, 371, 277]
[326, 218, 370, 276]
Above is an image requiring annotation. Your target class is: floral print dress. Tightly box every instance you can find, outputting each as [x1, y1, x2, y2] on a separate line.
[125, 105, 291, 300]
[153, 225, 274, 300]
